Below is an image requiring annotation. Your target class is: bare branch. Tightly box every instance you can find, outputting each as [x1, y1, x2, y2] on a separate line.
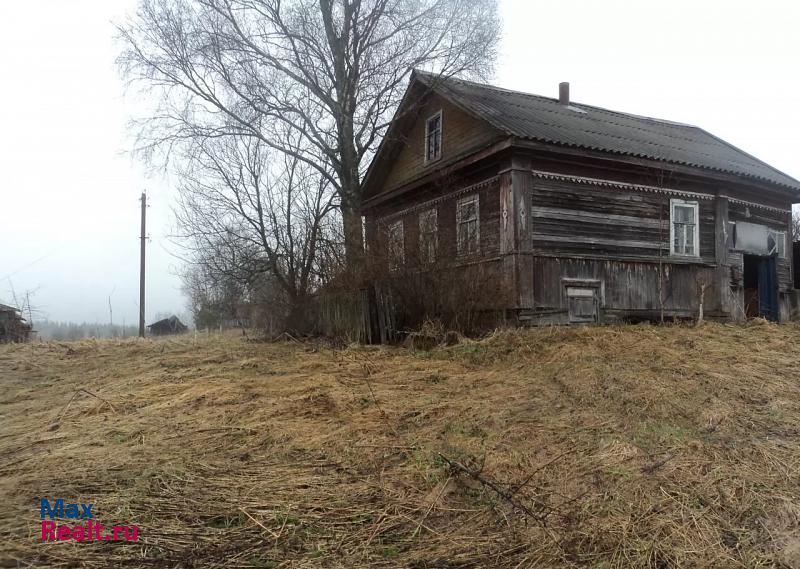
[118, 0, 501, 264]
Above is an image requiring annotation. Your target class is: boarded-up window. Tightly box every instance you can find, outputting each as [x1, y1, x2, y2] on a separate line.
[456, 195, 480, 256]
[419, 208, 438, 263]
[388, 220, 404, 269]
[670, 199, 699, 256]
[566, 286, 599, 323]
[425, 111, 442, 163]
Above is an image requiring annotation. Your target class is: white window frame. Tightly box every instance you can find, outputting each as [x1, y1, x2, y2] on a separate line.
[456, 194, 480, 256]
[768, 229, 786, 258]
[669, 198, 700, 257]
[387, 219, 404, 269]
[424, 110, 442, 164]
[419, 208, 438, 264]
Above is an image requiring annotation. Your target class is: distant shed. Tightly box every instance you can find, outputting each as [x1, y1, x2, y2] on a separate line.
[0, 303, 33, 343]
[146, 315, 188, 336]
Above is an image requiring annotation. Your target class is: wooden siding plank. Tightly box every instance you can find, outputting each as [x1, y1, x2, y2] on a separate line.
[531, 206, 667, 229]
[531, 234, 665, 251]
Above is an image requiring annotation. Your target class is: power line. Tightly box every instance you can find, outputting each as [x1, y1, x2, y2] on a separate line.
[0, 254, 50, 282]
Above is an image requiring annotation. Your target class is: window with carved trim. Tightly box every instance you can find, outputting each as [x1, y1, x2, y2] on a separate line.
[387, 220, 404, 269]
[456, 195, 479, 255]
[419, 208, 437, 263]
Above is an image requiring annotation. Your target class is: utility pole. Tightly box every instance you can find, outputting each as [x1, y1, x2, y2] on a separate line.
[139, 192, 147, 338]
[25, 291, 33, 329]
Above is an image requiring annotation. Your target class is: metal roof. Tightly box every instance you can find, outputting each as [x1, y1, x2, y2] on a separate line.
[415, 72, 800, 192]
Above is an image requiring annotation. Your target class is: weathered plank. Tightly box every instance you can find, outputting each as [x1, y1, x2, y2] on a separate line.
[531, 206, 667, 229]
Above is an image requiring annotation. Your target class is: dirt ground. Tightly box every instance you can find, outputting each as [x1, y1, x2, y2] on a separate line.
[1, 323, 799, 568]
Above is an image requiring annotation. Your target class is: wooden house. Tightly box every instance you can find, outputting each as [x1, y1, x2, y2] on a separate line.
[0, 303, 33, 343]
[362, 72, 800, 324]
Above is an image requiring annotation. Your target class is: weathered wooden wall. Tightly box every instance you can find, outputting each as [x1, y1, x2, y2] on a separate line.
[525, 257, 719, 324]
[507, 152, 796, 324]
[363, 163, 513, 329]
[529, 178, 715, 261]
[367, 172, 504, 266]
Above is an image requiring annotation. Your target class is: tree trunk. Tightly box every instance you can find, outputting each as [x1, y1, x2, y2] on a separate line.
[341, 198, 363, 274]
[285, 293, 313, 335]
[697, 283, 707, 325]
[338, 119, 364, 273]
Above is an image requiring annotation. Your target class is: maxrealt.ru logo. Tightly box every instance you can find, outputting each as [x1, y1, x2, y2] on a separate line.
[40, 498, 139, 541]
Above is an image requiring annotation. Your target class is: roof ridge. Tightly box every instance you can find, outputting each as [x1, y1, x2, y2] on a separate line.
[437, 74, 701, 130]
[488, 99, 721, 150]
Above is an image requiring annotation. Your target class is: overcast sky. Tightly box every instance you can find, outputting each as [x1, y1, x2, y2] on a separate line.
[2, 0, 799, 325]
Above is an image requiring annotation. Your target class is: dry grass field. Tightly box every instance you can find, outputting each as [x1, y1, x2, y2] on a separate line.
[1, 323, 800, 568]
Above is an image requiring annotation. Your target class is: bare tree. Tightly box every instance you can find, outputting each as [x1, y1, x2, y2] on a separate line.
[653, 165, 675, 324]
[695, 273, 711, 325]
[6, 281, 42, 331]
[175, 134, 338, 330]
[117, 0, 501, 267]
[182, 263, 245, 328]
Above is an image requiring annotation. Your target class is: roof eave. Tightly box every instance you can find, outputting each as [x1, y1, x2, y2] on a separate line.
[510, 137, 800, 198]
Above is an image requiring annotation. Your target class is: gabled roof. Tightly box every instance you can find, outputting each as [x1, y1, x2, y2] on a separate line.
[147, 315, 187, 330]
[386, 71, 800, 193]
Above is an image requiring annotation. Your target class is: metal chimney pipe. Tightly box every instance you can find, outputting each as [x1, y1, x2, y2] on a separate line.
[559, 82, 569, 105]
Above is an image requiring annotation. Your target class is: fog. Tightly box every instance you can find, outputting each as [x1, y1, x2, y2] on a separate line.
[2, 0, 798, 325]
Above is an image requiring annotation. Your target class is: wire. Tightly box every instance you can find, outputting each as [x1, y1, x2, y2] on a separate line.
[0, 255, 50, 282]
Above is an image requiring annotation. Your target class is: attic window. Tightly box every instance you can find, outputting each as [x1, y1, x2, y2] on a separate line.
[425, 111, 442, 163]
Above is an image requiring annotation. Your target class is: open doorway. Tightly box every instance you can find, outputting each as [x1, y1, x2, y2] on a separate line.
[743, 254, 779, 320]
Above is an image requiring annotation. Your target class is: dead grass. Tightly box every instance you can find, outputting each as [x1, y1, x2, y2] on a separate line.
[1, 323, 799, 568]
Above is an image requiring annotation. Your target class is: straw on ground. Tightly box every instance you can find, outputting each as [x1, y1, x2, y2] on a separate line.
[1, 322, 799, 568]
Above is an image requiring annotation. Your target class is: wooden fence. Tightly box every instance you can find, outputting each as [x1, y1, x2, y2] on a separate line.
[312, 284, 398, 343]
